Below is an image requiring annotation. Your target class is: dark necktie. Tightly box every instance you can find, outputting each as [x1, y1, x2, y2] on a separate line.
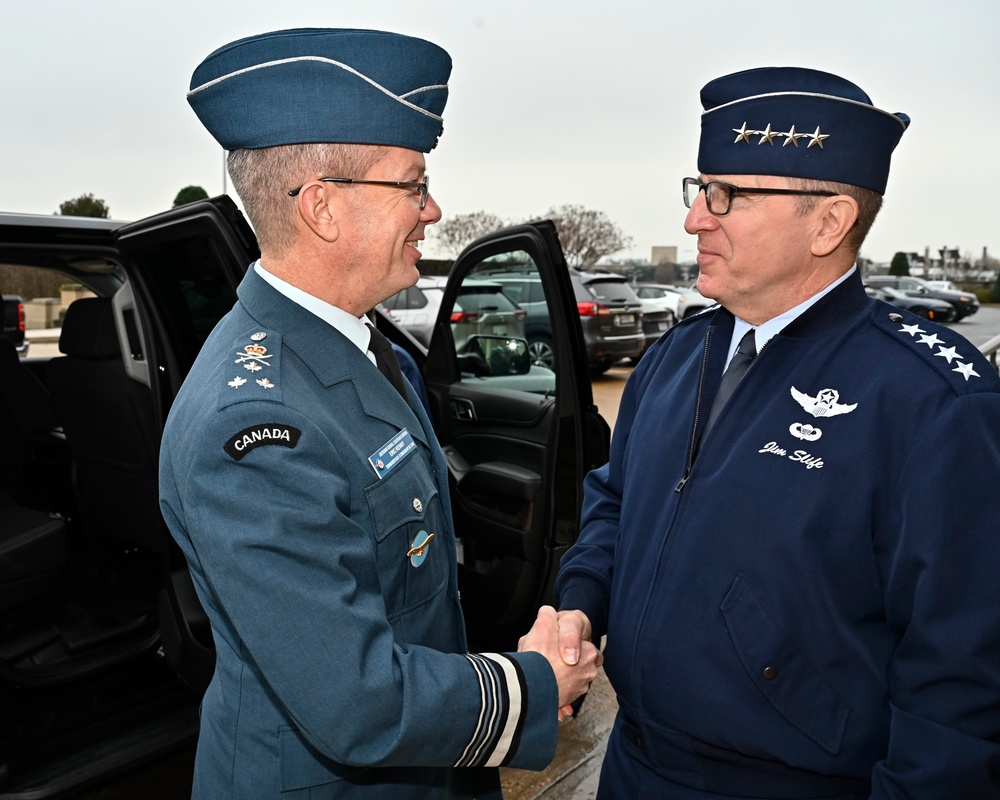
[704, 328, 757, 434]
[367, 325, 409, 403]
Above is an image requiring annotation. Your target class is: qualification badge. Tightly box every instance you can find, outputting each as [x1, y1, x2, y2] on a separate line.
[407, 531, 435, 568]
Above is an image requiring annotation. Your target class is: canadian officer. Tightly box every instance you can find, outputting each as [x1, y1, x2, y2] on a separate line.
[159, 28, 600, 800]
[555, 66, 1000, 798]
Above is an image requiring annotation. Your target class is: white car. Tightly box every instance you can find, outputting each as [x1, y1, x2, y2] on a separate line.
[635, 283, 714, 320]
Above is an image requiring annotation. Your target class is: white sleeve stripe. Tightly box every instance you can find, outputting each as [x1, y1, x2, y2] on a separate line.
[480, 653, 524, 767]
[454, 654, 525, 768]
[455, 655, 497, 767]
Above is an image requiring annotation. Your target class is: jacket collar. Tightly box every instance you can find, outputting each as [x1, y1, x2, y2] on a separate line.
[235, 268, 426, 442]
[707, 267, 870, 340]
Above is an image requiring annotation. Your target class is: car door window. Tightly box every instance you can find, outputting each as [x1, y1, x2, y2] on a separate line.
[449, 253, 557, 393]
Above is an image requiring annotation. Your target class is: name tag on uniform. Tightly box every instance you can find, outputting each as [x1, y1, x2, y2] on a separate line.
[368, 429, 417, 479]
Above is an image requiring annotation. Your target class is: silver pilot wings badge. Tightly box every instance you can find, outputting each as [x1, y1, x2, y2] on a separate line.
[788, 386, 858, 442]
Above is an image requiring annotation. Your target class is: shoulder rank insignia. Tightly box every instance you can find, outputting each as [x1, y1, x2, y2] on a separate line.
[219, 331, 284, 409]
[895, 321, 981, 382]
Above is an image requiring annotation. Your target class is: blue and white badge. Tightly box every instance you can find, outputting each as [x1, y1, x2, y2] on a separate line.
[368, 428, 417, 479]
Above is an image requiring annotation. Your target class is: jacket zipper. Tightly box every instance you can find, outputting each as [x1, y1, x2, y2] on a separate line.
[675, 328, 712, 492]
[675, 329, 768, 493]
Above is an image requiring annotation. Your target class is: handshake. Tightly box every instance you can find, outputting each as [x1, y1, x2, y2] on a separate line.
[518, 606, 602, 720]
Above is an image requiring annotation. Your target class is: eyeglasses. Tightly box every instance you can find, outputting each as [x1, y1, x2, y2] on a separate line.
[682, 177, 836, 217]
[288, 175, 430, 208]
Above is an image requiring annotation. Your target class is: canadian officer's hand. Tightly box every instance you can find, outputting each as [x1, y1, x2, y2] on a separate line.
[518, 606, 602, 717]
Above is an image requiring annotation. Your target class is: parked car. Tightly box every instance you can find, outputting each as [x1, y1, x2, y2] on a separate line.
[479, 268, 644, 373]
[0, 201, 610, 799]
[634, 302, 675, 361]
[1, 293, 28, 356]
[864, 275, 979, 320]
[379, 276, 445, 346]
[865, 285, 957, 323]
[635, 283, 714, 320]
[925, 280, 958, 291]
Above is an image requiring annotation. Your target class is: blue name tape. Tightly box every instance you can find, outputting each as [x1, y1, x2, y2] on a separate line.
[368, 429, 417, 479]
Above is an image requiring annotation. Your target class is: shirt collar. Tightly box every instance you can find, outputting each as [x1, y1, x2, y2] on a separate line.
[724, 265, 857, 369]
[254, 261, 371, 355]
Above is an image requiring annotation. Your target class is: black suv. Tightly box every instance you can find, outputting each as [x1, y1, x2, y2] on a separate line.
[0, 199, 609, 799]
[1, 294, 27, 356]
[477, 268, 645, 373]
[864, 275, 979, 320]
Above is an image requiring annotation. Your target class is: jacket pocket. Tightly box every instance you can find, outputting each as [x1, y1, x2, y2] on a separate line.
[720, 573, 850, 755]
[365, 453, 447, 619]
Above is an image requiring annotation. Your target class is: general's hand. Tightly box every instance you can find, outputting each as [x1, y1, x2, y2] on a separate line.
[555, 608, 592, 666]
[518, 606, 601, 718]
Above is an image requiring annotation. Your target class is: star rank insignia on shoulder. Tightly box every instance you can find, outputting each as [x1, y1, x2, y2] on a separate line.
[873, 307, 998, 393]
[218, 330, 285, 409]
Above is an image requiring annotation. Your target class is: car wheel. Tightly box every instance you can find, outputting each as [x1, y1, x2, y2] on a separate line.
[528, 336, 555, 369]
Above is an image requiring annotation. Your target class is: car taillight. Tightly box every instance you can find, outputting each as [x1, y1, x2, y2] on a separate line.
[514, 309, 527, 320]
[927, 310, 935, 320]
[17, 302, 25, 332]
[577, 301, 610, 317]
[450, 311, 482, 323]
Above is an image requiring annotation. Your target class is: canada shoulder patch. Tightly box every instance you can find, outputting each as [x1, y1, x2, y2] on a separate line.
[224, 423, 301, 461]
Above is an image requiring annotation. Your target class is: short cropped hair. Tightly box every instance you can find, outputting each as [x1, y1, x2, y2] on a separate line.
[790, 178, 883, 257]
[228, 143, 389, 254]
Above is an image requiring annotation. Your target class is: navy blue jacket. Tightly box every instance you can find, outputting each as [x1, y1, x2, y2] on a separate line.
[160, 268, 557, 799]
[557, 271, 1000, 797]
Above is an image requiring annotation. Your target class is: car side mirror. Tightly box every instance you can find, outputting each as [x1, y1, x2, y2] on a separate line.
[458, 336, 531, 377]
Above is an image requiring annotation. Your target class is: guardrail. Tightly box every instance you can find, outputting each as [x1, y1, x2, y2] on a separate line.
[980, 332, 1000, 372]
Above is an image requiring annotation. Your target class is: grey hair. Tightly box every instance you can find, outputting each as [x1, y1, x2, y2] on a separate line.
[227, 143, 389, 254]
[789, 178, 883, 257]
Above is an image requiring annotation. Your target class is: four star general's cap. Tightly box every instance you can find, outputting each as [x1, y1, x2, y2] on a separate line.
[187, 28, 451, 153]
[697, 67, 909, 194]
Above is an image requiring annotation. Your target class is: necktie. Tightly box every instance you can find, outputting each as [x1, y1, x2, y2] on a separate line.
[367, 325, 409, 403]
[704, 328, 757, 435]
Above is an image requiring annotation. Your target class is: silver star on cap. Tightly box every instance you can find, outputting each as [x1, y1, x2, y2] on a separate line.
[757, 123, 778, 146]
[732, 121, 755, 144]
[781, 125, 804, 147]
[806, 127, 830, 149]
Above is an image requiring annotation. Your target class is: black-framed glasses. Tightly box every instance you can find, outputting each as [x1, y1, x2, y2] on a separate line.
[288, 175, 430, 208]
[682, 177, 836, 217]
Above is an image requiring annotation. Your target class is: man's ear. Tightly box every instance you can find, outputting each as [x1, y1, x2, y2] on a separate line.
[811, 195, 859, 257]
[294, 183, 340, 243]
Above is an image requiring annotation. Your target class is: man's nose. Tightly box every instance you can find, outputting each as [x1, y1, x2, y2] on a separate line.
[421, 193, 443, 224]
[684, 191, 716, 234]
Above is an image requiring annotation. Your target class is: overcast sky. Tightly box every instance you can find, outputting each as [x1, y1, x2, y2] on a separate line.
[4, 0, 997, 266]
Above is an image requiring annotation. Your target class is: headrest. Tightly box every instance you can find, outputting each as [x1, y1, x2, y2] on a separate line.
[188, 28, 452, 153]
[697, 67, 909, 194]
[59, 298, 121, 359]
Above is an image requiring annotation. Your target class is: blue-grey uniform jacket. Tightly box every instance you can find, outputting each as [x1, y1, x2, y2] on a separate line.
[556, 270, 1000, 798]
[159, 268, 557, 799]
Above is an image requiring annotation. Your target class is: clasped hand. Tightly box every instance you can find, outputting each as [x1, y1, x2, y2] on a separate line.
[518, 606, 600, 720]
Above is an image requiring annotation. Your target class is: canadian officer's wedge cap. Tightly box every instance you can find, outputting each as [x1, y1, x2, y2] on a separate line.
[697, 67, 909, 194]
[187, 28, 451, 153]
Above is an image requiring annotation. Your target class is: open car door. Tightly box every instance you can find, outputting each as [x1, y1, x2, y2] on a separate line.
[405, 221, 610, 651]
[114, 195, 258, 691]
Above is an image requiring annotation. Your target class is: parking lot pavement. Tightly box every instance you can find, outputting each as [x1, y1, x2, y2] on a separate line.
[501, 667, 616, 799]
